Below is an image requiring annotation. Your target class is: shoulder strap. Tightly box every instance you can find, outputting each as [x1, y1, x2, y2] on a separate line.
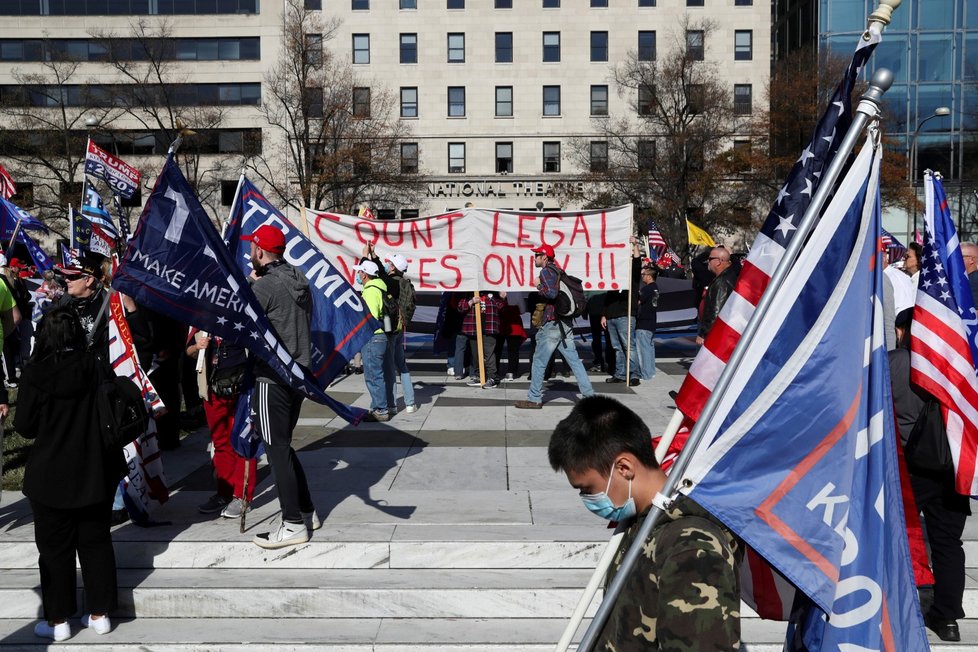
[87, 291, 111, 348]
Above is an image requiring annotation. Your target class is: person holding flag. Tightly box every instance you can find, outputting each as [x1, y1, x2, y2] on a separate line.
[241, 224, 320, 549]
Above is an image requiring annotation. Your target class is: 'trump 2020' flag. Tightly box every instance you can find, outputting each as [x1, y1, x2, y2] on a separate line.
[113, 156, 366, 425]
[910, 171, 978, 496]
[85, 139, 141, 200]
[227, 177, 377, 384]
[675, 138, 928, 649]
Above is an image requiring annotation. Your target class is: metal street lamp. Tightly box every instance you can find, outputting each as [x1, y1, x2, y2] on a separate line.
[908, 106, 951, 239]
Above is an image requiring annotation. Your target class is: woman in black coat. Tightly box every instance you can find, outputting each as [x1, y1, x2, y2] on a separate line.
[15, 306, 122, 641]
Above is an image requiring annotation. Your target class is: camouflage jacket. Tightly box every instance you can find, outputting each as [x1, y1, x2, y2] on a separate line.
[599, 495, 742, 652]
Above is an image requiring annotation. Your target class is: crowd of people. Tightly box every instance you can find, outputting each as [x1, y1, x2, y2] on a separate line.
[8, 224, 970, 647]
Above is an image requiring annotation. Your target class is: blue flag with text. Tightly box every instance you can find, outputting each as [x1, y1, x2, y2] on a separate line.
[675, 139, 929, 649]
[113, 156, 366, 426]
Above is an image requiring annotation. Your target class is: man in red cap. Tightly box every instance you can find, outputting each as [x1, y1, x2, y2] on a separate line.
[514, 244, 594, 408]
[240, 224, 319, 549]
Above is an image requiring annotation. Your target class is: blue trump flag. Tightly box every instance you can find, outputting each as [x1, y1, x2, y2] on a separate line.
[113, 156, 366, 425]
[674, 137, 929, 649]
[0, 196, 48, 240]
[19, 230, 53, 272]
[226, 176, 378, 383]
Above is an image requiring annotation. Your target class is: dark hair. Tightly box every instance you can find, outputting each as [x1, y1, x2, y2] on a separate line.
[908, 242, 923, 258]
[31, 306, 87, 363]
[548, 395, 658, 474]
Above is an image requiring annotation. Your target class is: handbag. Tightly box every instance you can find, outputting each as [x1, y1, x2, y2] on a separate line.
[904, 399, 954, 475]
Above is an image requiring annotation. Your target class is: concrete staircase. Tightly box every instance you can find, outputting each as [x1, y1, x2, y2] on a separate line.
[1, 355, 976, 650]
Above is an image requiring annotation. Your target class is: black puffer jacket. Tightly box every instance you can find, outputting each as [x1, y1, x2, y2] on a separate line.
[698, 262, 741, 338]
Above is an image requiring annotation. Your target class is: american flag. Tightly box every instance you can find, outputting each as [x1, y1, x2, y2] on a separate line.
[668, 31, 881, 620]
[647, 220, 667, 256]
[881, 228, 906, 264]
[910, 171, 978, 496]
[0, 163, 16, 200]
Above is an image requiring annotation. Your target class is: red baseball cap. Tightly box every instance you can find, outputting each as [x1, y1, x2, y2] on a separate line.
[531, 244, 555, 259]
[241, 224, 286, 254]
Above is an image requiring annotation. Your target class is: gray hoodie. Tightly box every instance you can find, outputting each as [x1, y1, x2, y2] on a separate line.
[250, 261, 312, 382]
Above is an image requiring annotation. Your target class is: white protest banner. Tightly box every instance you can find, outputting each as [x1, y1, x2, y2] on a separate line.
[304, 206, 633, 292]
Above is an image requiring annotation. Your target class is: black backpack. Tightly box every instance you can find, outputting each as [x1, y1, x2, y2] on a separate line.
[397, 276, 417, 324]
[371, 285, 401, 333]
[96, 373, 150, 449]
[554, 268, 587, 319]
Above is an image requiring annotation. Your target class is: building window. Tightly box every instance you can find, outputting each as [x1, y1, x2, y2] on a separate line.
[638, 31, 655, 61]
[447, 0, 464, 7]
[543, 141, 561, 172]
[734, 30, 753, 61]
[735, 0, 752, 5]
[590, 31, 608, 62]
[687, 0, 704, 5]
[590, 85, 608, 116]
[637, 140, 655, 170]
[303, 87, 323, 118]
[353, 87, 370, 118]
[688, 84, 705, 114]
[496, 142, 513, 173]
[496, 0, 512, 6]
[400, 87, 418, 118]
[734, 84, 752, 115]
[352, 0, 369, 8]
[400, 33, 417, 63]
[686, 30, 704, 61]
[400, 0, 417, 7]
[448, 142, 466, 173]
[221, 180, 238, 206]
[638, 0, 655, 5]
[401, 208, 420, 219]
[448, 33, 465, 63]
[305, 0, 322, 8]
[543, 85, 561, 116]
[543, 0, 559, 6]
[543, 32, 560, 63]
[732, 139, 751, 172]
[495, 86, 513, 117]
[591, 0, 608, 5]
[401, 143, 419, 173]
[353, 143, 371, 175]
[352, 34, 370, 64]
[448, 86, 466, 117]
[590, 141, 609, 172]
[638, 84, 654, 116]
[495, 32, 513, 63]
[305, 34, 322, 66]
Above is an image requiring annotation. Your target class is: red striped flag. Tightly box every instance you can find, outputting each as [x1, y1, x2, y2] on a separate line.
[0, 163, 16, 200]
[910, 172, 978, 496]
[647, 220, 667, 256]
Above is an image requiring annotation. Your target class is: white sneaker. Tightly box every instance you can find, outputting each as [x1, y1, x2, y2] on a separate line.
[34, 621, 70, 641]
[81, 614, 111, 635]
[447, 367, 455, 376]
[301, 509, 322, 531]
[405, 404, 418, 413]
[503, 373, 515, 382]
[253, 521, 309, 549]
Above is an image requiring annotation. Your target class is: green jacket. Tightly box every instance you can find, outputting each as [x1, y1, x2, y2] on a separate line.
[362, 277, 389, 334]
[599, 495, 742, 652]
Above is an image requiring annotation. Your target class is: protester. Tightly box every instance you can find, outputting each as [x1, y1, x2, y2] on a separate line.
[382, 253, 417, 412]
[961, 241, 978, 308]
[514, 244, 594, 409]
[0, 268, 18, 504]
[54, 252, 108, 358]
[16, 307, 122, 641]
[636, 264, 658, 380]
[585, 291, 615, 374]
[458, 290, 506, 388]
[353, 259, 395, 421]
[242, 225, 319, 548]
[185, 329, 256, 518]
[889, 310, 968, 642]
[0, 255, 31, 384]
[903, 241, 922, 289]
[696, 246, 741, 345]
[601, 241, 643, 386]
[548, 396, 741, 650]
[496, 297, 527, 381]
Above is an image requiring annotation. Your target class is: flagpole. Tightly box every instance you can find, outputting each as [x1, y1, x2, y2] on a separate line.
[572, 66, 895, 652]
[625, 207, 635, 383]
[8, 216, 23, 253]
[68, 204, 75, 251]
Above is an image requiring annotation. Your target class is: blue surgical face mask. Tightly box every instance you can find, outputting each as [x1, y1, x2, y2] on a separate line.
[580, 467, 636, 522]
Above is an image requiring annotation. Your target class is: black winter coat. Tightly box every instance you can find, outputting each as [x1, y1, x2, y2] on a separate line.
[15, 350, 124, 509]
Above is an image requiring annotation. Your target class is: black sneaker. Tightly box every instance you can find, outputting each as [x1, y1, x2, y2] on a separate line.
[483, 378, 498, 388]
[605, 377, 625, 383]
[924, 612, 961, 642]
[628, 378, 641, 387]
[110, 508, 129, 526]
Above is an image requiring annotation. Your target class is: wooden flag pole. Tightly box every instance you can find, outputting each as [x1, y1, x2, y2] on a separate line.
[473, 291, 486, 385]
[239, 462, 250, 534]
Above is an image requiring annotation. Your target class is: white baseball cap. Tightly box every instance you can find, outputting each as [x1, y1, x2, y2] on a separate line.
[352, 260, 379, 276]
[385, 254, 409, 272]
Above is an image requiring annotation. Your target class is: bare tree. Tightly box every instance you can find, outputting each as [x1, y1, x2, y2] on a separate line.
[565, 18, 757, 253]
[0, 56, 118, 228]
[252, 0, 425, 213]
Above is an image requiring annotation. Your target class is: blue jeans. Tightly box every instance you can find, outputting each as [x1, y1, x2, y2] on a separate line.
[362, 333, 390, 412]
[386, 331, 416, 408]
[607, 316, 639, 380]
[636, 328, 656, 379]
[527, 320, 595, 403]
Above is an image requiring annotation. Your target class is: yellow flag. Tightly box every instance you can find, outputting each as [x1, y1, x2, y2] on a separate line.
[686, 219, 716, 247]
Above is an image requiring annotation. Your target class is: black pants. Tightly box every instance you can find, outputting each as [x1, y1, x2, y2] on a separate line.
[589, 313, 615, 371]
[495, 336, 523, 377]
[150, 355, 182, 449]
[252, 380, 312, 523]
[468, 334, 498, 381]
[31, 499, 117, 621]
[910, 470, 970, 621]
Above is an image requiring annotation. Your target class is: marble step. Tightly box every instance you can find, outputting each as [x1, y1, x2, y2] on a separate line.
[0, 617, 974, 650]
